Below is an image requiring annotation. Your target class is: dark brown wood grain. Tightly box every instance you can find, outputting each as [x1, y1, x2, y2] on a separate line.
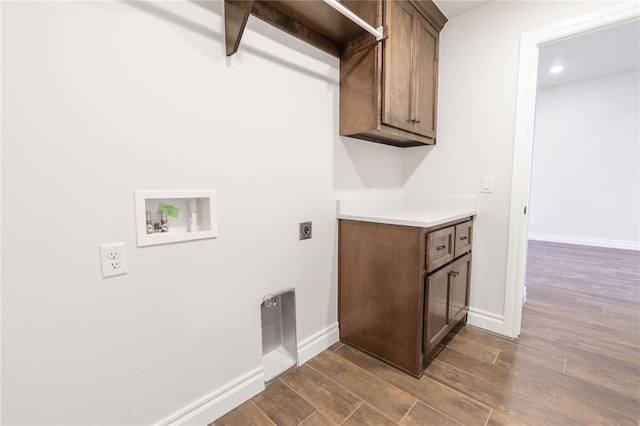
[454, 221, 473, 257]
[299, 411, 335, 426]
[411, 1, 448, 31]
[402, 401, 460, 426]
[339, 219, 425, 376]
[444, 332, 503, 365]
[485, 409, 528, 426]
[424, 266, 450, 353]
[426, 225, 454, 272]
[262, 1, 373, 42]
[334, 343, 492, 426]
[307, 351, 416, 423]
[212, 400, 273, 426]
[339, 217, 473, 377]
[223, 0, 447, 147]
[225, 0, 384, 58]
[223, 0, 255, 56]
[412, 13, 438, 138]
[250, 1, 342, 57]
[382, 0, 414, 133]
[278, 365, 362, 424]
[340, 0, 447, 147]
[251, 381, 315, 425]
[449, 254, 471, 323]
[343, 403, 396, 426]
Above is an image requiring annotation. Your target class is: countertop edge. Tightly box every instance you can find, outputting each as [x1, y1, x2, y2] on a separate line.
[338, 210, 477, 228]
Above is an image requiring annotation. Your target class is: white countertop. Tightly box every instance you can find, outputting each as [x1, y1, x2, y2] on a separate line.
[337, 195, 477, 228]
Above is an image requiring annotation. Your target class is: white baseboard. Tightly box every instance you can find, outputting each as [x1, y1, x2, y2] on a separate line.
[155, 323, 339, 426]
[156, 367, 265, 426]
[528, 233, 640, 251]
[297, 322, 340, 365]
[467, 307, 505, 336]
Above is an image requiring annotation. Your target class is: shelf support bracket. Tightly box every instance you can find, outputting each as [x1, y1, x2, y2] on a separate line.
[224, 0, 255, 57]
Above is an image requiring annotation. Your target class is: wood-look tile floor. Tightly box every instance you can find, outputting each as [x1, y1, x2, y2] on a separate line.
[212, 241, 640, 425]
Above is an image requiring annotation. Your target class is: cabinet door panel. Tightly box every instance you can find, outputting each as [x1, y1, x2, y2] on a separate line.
[382, 0, 413, 132]
[424, 267, 449, 354]
[413, 15, 437, 138]
[339, 220, 424, 376]
[450, 254, 471, 324]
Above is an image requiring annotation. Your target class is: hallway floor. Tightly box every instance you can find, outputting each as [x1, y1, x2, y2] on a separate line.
[212, 241, 640, 425]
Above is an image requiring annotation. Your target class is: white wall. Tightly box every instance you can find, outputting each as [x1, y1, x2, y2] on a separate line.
[528, 71, 640, 250]
[403, 1, 622, 331]
[0, 1, 403, 424]
[3, 0, 634, 423]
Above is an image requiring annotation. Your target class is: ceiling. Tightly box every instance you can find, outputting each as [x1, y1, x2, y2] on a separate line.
[430, 2, 639, 89]
[433, 0, 492, 19]
[537, 19, 640, 89]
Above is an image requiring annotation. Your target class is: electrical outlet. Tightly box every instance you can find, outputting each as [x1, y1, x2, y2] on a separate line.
[99, 242, 128, 278]
[299, 222, 312, 240]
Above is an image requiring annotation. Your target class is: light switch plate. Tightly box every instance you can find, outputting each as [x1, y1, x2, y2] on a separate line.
[481, 176, 494, 193]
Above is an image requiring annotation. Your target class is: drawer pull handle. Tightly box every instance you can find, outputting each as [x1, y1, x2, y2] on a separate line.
[449, 271, 459, 277]
[459, 236, 468, 241]
[436, 245, 446, 251]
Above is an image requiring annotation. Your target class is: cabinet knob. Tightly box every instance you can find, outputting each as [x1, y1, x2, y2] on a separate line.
[415, 119, 421, 124]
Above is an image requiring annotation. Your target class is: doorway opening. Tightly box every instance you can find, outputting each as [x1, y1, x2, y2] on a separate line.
[504, 3, 640, 338]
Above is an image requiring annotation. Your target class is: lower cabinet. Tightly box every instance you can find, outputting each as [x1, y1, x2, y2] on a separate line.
[339, 217, 474, 378]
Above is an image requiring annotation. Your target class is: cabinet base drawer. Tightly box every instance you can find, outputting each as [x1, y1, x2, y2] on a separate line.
[454, 221, 473, 257]
[426, 226, 454, 272]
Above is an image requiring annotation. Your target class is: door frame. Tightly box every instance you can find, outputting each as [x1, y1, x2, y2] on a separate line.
[503, 2, 640, 339]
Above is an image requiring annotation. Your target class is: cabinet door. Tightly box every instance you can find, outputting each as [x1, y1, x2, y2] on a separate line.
[424, 267, 449, 354]
[382, 0, 414, 133]
[450, 254, 471, 324]
[412, 15, 438, 138]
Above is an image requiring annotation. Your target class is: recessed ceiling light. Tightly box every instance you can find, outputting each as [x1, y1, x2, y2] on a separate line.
[550, 65, 564, 74]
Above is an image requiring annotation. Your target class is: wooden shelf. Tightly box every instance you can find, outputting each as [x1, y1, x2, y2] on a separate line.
[224, 0, 378, 57]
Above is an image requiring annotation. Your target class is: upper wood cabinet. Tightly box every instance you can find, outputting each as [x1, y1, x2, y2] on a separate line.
[224, 0, 444, 147]
[340, 0, 446, 147]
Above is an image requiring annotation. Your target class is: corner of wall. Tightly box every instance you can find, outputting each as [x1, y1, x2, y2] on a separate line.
[297, 322, 340, 365]
[467, 308, 506, 337]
